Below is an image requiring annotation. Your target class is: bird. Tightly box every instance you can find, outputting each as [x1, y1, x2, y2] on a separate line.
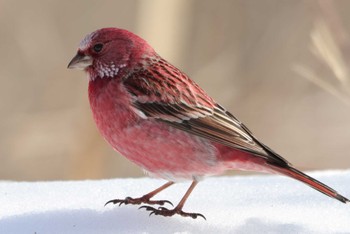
[68, 27, 349, 219]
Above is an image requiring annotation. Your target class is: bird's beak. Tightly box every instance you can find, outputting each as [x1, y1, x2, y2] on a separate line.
[67, 53, 93, 70]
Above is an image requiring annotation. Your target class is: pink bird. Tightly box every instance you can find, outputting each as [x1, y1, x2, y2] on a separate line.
[68, 28, 349, 219]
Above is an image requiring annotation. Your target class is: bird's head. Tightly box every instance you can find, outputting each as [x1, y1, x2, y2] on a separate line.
[68, 28, 154, 81]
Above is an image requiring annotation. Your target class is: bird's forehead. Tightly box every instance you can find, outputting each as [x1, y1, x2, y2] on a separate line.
[79, 31, 98, 50]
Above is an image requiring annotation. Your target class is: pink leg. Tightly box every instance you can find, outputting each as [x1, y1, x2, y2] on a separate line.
[140, 180, 206, 220]
[105, 181, 174, 207]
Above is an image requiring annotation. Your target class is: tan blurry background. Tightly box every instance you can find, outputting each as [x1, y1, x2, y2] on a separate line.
[1, 0, 350, 181]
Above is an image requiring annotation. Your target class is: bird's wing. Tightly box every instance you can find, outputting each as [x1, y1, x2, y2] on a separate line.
[123, 58, 290, 165]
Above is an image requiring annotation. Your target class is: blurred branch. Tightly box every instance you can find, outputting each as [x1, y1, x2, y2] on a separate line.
[136, 0, 191, 65]
[293, 65, 350, 106]
[293, 0, 350, 105]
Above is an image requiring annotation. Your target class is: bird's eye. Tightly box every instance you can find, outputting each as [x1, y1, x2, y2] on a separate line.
[93, 43, 103, 53]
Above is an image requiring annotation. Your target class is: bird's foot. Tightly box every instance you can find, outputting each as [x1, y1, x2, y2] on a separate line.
[105, 196, 173, 207]
[139, 205, 206, 220]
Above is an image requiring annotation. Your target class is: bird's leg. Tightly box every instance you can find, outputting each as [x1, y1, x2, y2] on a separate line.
[105, 181, 174, 207]
[140, 180, 206, 220]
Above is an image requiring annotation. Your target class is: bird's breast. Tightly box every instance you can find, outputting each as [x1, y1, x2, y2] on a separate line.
[88, 78, 139, 133]
[87, 78, 226, 180]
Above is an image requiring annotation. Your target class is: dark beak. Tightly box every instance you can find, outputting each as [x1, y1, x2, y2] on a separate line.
[67, 53, 93, 70]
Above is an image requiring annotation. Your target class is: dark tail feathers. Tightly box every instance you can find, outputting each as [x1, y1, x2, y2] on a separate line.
[271, 165, 349, 204]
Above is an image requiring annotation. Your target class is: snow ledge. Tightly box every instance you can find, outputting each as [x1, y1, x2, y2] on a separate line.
[1, 170, 349, 233]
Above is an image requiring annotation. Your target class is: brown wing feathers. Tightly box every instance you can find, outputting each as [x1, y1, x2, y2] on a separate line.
[125, 62, 291, 166]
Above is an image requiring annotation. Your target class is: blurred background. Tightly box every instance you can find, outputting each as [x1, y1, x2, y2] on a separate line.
[1, 0, 350, 181]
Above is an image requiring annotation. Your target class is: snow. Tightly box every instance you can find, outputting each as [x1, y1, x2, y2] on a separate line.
[1, 170, 349, 234]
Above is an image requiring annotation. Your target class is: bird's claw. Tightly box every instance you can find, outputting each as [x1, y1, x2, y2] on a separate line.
[151, 199, 173, 207]
[104, 197, 132, 207]
[105, 196, 173, 207]
[139, 205, 206, 220]
[139, 205, 154, 211]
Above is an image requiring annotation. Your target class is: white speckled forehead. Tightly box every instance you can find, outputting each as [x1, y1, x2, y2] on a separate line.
[79, 31, 98, 50]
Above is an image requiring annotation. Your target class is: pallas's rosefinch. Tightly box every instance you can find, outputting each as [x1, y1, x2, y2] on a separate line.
[68, 28, 349, 219]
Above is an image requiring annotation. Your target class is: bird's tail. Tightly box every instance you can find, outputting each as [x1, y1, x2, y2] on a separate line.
[270, 164, 349, 204]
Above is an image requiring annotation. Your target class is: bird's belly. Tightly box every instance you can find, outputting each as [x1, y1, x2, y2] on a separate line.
[88, 79, 269, 180]
[92, 102, 270, 180]
[105, 116, 227, 180]
[88, 81, 223, 180]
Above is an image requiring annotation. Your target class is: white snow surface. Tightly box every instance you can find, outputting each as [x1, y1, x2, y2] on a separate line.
[1, 170, 349, 234]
